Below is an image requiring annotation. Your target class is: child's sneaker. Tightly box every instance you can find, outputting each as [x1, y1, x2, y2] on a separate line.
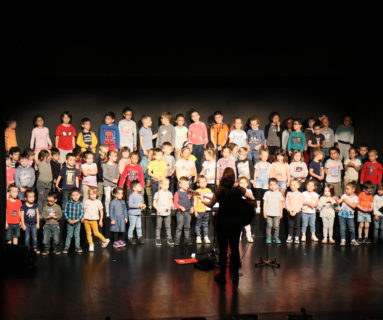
[322, 237, 328, 244]
[357, 238, 363, 244]
[256, 207, 261, 214]
[351, 239, 360, 246]
[246, 235, 253, 243]
[119, 241, 126, 247]
[275, 237, 281, 244]
[301, 235, 306, 242]
[364, 238, 371, 244]
[113, 241, 120, 248]
[196, 236, 202, 244]
[155, 239, 162, 247]
[167, 238, 175, 247]
[102, 239, 110, 248]
[286, 235, 293, 243]
[127, 238, 136, 245]
[75, 247, 83, 253]
[138, 237, 146, 245]
[340, 239, 346, 246]
[53, 249, 61, 255]
[311, 235, 319, 242]
[42, 250, 49, 256]
[174, 238, 180, 246]
[62, 248, 69, 254]
[266, 238, 272, 244]
[329, 238, 335, 244]
[204, 236, 211, 244]
[294, 236, 300, 244]
[89, 244, 94, 252]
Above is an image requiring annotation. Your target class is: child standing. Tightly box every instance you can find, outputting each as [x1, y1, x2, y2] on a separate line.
[174, 114, 188, 159]
[201, 149, 216, 190]
[301, 180, 319, 242]
[263, 178, 284, 244]
[76, 117, 98, 153]
[229, 117, 247, 149]
[100, 112, 120, 151]
[140, 149, 154, 210]
[35, 150, 53, 212]
[42, 192, 62, 255]
[6, 155, 15, 187]
[188, 109, 208, 172]
[285, 179, 304, 244]
[174, 177, 194, 246]
[81, 152, 98, 202]
[156, 112, 176, 148]
[344, 147, 361, 185]
[287, 119, 306, 155]
[253, 149, 271, 213]
[63, 187, 84, 254]
[96, 144, 109, 199]
[335, 116, 354, 161]
[82, 187, 110, 252]
[338, 182, 359, 246]
[308, 149, 325, 194]
[238, 176, 254, 243]
[15, 152, 35, 200]
[127, 181, 146, 245]
[216, 146, 236, 184]
[318, 184, 337, 244]
[247, 116, 265, 163]
[175, 146, 197, 188]
[50, 148, 61, 192]
[9, 147, 21, 168]
[210, 111, 229, 151]
[193, 175, 212, 244]
[153, 179, 174, 247]
[373, 183, 383, 243]
[357, 181, 374, 244]
[307, 122, 325, 159]
[119, 152, 145, 192]
[21, 189, 40, 253]
[320, 117, 335, 158]
[147, 148, 168, 196]
[139, 115, 157, 159]
[265, 112, 281, 155]
[289, 150, 308, 189]
[56, 153, 79, 209]
[162, 142, 176, 193]
[6, 184, 22, 244]
[118, 147, 131, 175]
[281, 117, 294, 151]
[269, 149, 290, 197]
[360, 150, 383, 193]
[30, 115, 52, 152]
[55, 111, 76, 163]
[109, 187, 128, 248]
[5, 119, 18, 152]
[324, 147, 343, 197]
[235, 147, 255, 183]
[119, 107, 137, 152]
[103, 150, 120, 218]
[358, 144, 369, 169]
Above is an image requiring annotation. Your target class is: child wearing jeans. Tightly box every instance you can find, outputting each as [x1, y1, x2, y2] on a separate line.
[285, 179, 304, 244]
[301, 180, 319, 242]
[82, 187, 110, 252]
[127, 181, 146, 245]
[253, 149, 271, 213]
[373, 183, 383, 243]
[188, 109, 208, 172]
[174, 177, 194, 246]
[263, 178, 284, 244]
[153, 179, 174, 247]
[193, 175, 212, 244]
[55, 111, 76, 163]
[246, 116, 265, 163]
[42, 192, 62, 255]
[63, 187, 84, 254]
[318, 184, 337, 244]
[6, 184, 22, 245]
[148, 148, 168, 196]
[357, 181, 374, 244]
[338, 182, 359, 246]
[56, 153, 79, 210]
[20, 189, 40, 253]
[81, 151, 98, 202]
[308, 148, 325, 194]
[110, 187, 128, 248]
[269, 149, 290, 197]
[238, 177, 254, 243]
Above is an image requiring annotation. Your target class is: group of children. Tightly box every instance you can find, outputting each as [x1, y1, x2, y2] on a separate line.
[4, 108, 383, 255]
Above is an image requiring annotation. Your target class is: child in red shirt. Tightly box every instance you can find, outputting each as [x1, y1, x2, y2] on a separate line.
[357, 181, 374, 244]
[360, 150, 383, 193]
[6, 184, 22, 244]
[55, 111, 76, 163]
[119, 152, 144, 191]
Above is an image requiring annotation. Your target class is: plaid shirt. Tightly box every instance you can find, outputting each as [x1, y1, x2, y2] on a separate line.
[64, 200, 84, 221]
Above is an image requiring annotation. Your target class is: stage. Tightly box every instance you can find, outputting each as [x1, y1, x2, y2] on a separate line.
[3, 240, 383, 320]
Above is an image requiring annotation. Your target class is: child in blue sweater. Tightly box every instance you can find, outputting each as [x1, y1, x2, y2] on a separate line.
[127, 180, 146, 245]
[287, 118, 306, 155]
[100, 112, 120, 151]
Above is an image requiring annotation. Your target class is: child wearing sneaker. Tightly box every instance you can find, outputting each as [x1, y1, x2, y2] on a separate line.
[285, 179, 304, 244]
[109, 187, 128, 248]
[338, 182, 359, 246]
[41, 192, 62, 255]
[20, 189, 40, 254]
[253, 149, 271, 213]
[263, 178, 284, 244]
[82, 187, 110, 252]
[373, 183, 383, 243]
[318, 184, 337, 244]
[153, 179, 174, 247]
[127, 180, 146, 245]
[301, 180, 319, 242]
[193, 175, 212, 244]
[238, 176, 255, 243]
[63, 188, 84, 254]
[357, 181, 374, 244]
[174, 177, 194, 246]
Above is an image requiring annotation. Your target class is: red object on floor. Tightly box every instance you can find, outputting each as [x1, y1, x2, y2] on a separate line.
[174, 258, 198, 264]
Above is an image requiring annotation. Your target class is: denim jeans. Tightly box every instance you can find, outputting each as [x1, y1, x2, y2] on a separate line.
[151, 179, 159, 198]
[195, 211, 209, 237]
[175, 210, 192, 240]
[192, 144, 204, 173]
[128, 215, 142, 239]
[373, 216, 383, 239]
[248, 149, 260, 164]
[36, 180, 52, 212]
[61, 189, 71, 210]
[65, 222, 81, 249]
[43, 224, 60, 251]
[266, 216, 281, 238]
[24, 223, 38, 249]
[339, 216, 356, 240]
[301, 212, 316, 233]
[156, 215, 172, 239]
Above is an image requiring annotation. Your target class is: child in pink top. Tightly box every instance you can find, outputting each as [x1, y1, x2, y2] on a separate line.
[188, 109, 208, 173]
[30, 115, 52, 152]
[285, 179, 304, 243]
[217, 146, 236, 184]
[269, 149, 290, 197]
[6, 155, 15, 187]
[118, 146, 131, 175]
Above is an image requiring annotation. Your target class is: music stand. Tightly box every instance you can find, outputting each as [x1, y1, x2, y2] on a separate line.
[254, 244, 280, 268]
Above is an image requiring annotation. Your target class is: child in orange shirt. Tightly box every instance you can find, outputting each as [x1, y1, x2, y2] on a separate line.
[357, 181, 374, 244]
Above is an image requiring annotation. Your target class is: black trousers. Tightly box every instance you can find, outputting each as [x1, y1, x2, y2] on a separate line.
[216, 218, 242, 275]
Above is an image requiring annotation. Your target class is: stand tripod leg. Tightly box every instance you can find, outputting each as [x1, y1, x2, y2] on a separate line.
[254, 245, 280, 268]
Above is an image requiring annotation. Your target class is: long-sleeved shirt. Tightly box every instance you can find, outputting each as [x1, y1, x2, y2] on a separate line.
[100, 123, 120, 150]
[335, 124, 354, 144]
[217, 157, 236, 182]
[289, 161, 308, 181]
[360, 161, 383, 185]
[156, 124, 176, 147]
[174, 190, 194, 211]
[30, 127, 52, 150]
[64, 200, 84, 221]
[118, 164, 144, 188]
[373, 194, 383, 217]
[318, 196, 337, 218]
[188, 122, 208, 145]
[76, 131, 98, 153]
[287, 131, 306, 152]
[128, 192, 144, 215]
[285, 190, 304, 213]
[15, 165, 35, 188]
[103, 162, 119, 188]
[119, 119, 137, 151]
[42, 204, 62, 225]
[281, 129, 291, 150]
